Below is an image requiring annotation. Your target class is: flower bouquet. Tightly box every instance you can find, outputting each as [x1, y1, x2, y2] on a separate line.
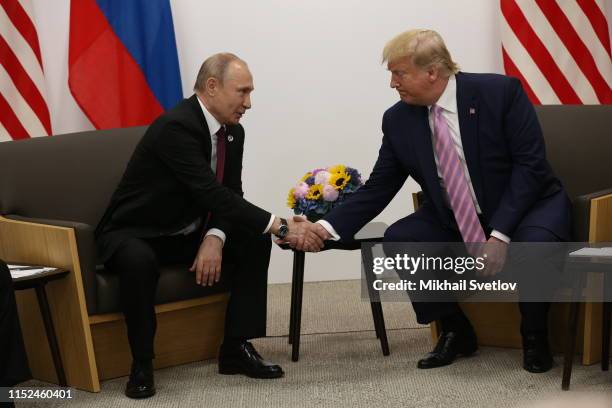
[287, 164, 363, 222]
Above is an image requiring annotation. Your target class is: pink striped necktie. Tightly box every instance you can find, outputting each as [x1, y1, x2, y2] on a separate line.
[431, 105, 486, 243]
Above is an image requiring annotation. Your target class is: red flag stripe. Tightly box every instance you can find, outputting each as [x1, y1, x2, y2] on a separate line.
[0, 91, 30, 139]
[0, 0, 43, 67]
[0, 35, 51, 135]
[576, 0, 612, 57]
[501, 0, 582, 104]
[68, 0, 164, 129]
[501, 46, 541, 104]
[536, 0, 612, 103]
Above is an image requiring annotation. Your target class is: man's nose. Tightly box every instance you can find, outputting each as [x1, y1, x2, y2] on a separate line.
[244, 94, 251, 109]
[390, 77, 398, 88]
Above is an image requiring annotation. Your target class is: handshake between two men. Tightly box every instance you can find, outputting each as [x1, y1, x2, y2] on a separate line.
[274, 216, 333, 252]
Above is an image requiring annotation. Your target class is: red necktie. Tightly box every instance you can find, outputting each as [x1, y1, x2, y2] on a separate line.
[201, 126, 227, 236]
[215, 126, 226, 182]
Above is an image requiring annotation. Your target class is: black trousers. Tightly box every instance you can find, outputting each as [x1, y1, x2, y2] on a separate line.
[104, 226, 271, 362]
[383, 206, 560, 333]
[0, 260, 31, 387]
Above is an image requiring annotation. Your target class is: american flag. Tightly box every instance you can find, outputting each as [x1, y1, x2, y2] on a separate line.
[501, 0, 612, 104]
[0, 0, 51, 141]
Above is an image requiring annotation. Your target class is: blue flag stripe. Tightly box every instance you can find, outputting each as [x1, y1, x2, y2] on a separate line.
[95, 0, 182, 110]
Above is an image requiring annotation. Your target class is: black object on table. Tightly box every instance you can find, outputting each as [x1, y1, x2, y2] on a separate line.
[279, 222, 389, 362]
[561, 253, 612, 390]
[11, 266, 69, 387]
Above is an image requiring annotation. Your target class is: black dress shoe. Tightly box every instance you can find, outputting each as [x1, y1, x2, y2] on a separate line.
[417, 330, 478, 369]
[522, 333, 553, 373]
[218, 341, 284, 379]
[125, 360, 155, 399]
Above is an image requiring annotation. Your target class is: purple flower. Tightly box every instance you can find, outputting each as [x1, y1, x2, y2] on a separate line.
[322, 184, 339, 202]
[311, 168, 326, 176]
[314, 171, 331, 185]
[294, 182, 309, 198]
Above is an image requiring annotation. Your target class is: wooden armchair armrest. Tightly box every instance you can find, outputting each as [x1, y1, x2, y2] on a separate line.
[588, 191, 612, 242]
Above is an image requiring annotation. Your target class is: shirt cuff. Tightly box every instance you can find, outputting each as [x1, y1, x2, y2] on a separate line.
[490, 230, 511, 243]
[316, 220, 340, 241]
[263, 215, 275, 234]
[205, 228, 226, 246]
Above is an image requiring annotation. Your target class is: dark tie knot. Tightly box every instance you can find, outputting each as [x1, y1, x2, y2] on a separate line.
[216, 126, 227, 138]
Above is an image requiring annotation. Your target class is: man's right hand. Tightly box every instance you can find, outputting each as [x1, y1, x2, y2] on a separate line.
[276, 216, 330, 252]
[190, 235, 223, 286]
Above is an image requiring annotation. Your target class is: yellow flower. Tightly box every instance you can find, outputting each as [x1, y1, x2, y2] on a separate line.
[329, 171, 351, 190]
[301, 172, 313, 182]
[306, 184, 324, 200]
[328, 164, 346, 174]
[287, 188, 296, 209]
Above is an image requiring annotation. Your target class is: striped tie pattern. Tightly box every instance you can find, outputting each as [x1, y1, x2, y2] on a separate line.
[431, 105, 486, 243]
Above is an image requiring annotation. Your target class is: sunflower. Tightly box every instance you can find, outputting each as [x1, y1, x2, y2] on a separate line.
[327, 164, 346, 174]
[287, 188, 296, 209]
[329, 171, 351, 190]
[306, 184, 324, 200]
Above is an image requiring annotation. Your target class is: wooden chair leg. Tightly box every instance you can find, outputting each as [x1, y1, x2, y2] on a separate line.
[562, 268, 585, 391]
[371, 302, 390, 356]
[35, 284, 67, 387]
[291, 251, 305, 362]
[602, 301, 611, 371]
[562, 302, 580, 390]
[369, 302, 381, 338]
[288, 252, 299, 345]
[362, 242, 390, 356]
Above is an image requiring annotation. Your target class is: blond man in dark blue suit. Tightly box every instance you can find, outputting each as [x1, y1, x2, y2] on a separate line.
[309, 29, 571, 373]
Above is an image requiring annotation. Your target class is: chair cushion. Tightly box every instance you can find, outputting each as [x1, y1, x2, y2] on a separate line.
[94, 263, 231, 315]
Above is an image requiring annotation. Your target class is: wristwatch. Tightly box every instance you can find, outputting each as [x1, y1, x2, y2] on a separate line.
[275, 218, 289, 239]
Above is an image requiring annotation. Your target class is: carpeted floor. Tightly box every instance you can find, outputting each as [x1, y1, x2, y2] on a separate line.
[18, 280, 612, 407]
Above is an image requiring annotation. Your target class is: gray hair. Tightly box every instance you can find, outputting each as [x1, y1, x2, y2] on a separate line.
[193, 53, 246, 91]
[382, 29, 459, 77]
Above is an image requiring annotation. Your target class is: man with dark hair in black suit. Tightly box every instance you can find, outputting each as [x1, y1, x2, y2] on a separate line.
[0, 259, 31, 407]
[96, 53, 323, 399]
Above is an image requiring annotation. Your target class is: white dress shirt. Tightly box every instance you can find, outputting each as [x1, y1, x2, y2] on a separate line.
[319, 75, 510, 243]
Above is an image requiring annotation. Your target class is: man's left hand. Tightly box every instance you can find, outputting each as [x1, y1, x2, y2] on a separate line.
[476, 236, 508, 277]
[190, 235, 223, 286]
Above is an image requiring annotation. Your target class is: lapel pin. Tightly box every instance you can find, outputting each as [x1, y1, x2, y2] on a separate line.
[469, 107, 476, 115]
[227, 135, 234, 142]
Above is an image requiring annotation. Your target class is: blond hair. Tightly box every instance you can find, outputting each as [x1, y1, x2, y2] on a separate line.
[382, 29, 459, 77]
[193, 53, 246, 91]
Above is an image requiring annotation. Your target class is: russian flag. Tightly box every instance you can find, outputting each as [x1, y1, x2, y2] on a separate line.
[68, 0, 182, 129]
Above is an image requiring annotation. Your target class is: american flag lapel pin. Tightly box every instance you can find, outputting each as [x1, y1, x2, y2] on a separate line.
[469, 107, 476, 115]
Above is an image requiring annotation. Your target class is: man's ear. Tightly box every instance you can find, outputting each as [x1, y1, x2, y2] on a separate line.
[205, 77, 218, 96]
[427, 65, 439, 82]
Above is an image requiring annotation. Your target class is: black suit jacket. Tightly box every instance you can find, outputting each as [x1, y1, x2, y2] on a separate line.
[95, 95, 271, 262]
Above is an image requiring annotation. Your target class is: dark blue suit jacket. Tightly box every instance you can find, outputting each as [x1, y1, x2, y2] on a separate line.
[324, 72, 571, 242]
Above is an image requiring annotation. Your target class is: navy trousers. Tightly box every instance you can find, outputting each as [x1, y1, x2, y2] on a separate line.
[383, 205, 560, 333]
